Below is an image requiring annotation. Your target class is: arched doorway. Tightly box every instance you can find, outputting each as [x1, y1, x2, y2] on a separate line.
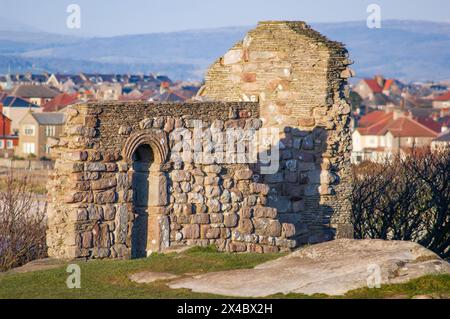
[131, 144, 153, 258]
[124, 130, 171, 258]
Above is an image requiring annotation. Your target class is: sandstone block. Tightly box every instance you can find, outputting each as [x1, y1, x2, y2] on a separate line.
[91, 178, 117, 190]
[229, 242, 247, 252]
[238, 218, 254, 234]
[94, 190, 117, 204]
[234, 169, 253, 180]
[191, 213, 210, 224]
[223, 213, 239, 227]
[253, 207, 277, 219]
[223, 49, 242, 65]
[182, 224, 200, 239]
[208, 213, 222, 224]
[282, 223, 296, 238]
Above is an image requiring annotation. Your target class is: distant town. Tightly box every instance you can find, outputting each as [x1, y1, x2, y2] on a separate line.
[0, 71, 449, 162]
[0, 72, 201, 161]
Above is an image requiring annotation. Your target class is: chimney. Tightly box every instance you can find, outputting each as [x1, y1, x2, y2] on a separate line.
[393, 108, 403, 120]
[432, 112, 439, 121]
[160, 81, 170, 94]
[374, 75, 385, 89]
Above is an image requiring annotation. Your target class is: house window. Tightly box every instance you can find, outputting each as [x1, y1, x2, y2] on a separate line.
[0, 140, 4, 149]
[23, 142, 35, 154]
[6, 140, 13, 149]
[46, 125, 56, 137]
[23, 125, 36, 136]
[45, 144, 51, 154]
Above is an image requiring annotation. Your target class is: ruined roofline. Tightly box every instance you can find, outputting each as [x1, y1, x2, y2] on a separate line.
[235, 20, 348, 55]
[73, 100, 259, 108]
[68, 100, 260, 120]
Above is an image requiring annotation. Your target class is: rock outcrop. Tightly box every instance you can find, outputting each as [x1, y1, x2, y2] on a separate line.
[169, 239, 450, 296]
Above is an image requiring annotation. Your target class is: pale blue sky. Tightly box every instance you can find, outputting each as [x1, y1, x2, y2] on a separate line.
[2, 0, 449, 36]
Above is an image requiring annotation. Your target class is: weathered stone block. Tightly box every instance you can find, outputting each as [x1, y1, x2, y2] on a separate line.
[234, 169, 253, 180]
[91, 178, 117, 190]
[94, 190, 117, 204]
[229, 242, 247, 252]
[282, 223, 296, 238]
[223, 213, 239, 227]
[191, 213, 210, 224]
[182, 224, 200, 239]
[253, 207, 277, 219]
[238, 218, 254, 234]
[210, 213, 223, 224]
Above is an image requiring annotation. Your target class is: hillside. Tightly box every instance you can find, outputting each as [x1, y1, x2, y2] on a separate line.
[0, 20, 449, 81]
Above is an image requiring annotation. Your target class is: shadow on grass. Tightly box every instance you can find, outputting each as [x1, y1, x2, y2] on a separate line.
[0, 246, 448, 299]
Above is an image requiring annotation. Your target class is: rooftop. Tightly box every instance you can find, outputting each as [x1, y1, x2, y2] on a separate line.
[12, 85, 59, 99]
[31, 112, 66, 125]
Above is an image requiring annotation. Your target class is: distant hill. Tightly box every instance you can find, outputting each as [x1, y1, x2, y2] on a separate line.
[0, 20, 449, 82]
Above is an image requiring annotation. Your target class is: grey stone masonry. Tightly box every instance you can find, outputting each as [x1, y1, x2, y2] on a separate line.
[46, 21, 354, 260]
[200, 20, 354, 244]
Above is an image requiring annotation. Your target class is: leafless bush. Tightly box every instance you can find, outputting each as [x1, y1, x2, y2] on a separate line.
[0, 171, 47, 271]
[351, 148, 450, 259]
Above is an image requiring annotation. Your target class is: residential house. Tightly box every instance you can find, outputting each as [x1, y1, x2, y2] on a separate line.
[11, 84, 59, 106]
[147, 82, 187, 102]
[0, 103, 19, 157]
[353, 76, 384, 100]
[0, 92, 41, 134]
[352, 110, 439, 163]
[46, 74, 84, 92]
[353, 75, 404, 110]
[95, 83, 122, 101]
[17, 111, 66, 159]
[0, 76, 8, 89]
[42, 92, 79, 112]
[432, 91, 450, 109]
[431, 129, 450, 150]
[78, 87, 96, 101]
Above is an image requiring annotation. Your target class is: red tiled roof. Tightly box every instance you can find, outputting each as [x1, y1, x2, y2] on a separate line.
[42, 93, 78, 112]
[357, 111, 393, 135]
[416, 117, 442, 133]
[139, 89, 157, 101]
[358, 110, 392, 127]
[356, 111, 439, 138]
[383, 79, 394, 91]
[381, 117, 438, 138]
[363, 79, 383, 93]
[434, 91, 450, 101]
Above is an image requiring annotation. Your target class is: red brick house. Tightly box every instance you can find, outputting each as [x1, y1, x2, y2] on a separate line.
[0, 103, 19, 157]
[352, 110, 439, 163]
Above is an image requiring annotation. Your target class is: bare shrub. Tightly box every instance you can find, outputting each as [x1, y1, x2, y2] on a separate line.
[351, 148, 450, 259]
[0, 171, 47, 271]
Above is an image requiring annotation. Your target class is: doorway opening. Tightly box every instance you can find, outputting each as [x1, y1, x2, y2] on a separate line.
[131, 144, 154, 258]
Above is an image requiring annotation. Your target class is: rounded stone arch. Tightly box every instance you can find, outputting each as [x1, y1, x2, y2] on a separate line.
[123, 130, 169, 164]
[123, 129, 170, 257]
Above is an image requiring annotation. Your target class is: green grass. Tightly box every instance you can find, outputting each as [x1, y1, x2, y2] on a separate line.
[0, 246, 449, 299]
[269, 275, 450, 299]
[0, 246, 281, 299]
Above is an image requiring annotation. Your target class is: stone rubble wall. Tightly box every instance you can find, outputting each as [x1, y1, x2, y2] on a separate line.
[46, 21, 354, 260]
[47, 101, 296, 259]
[200, 21, 354, 243]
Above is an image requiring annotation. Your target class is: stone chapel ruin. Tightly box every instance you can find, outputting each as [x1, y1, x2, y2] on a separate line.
[46, 21, 354, 259]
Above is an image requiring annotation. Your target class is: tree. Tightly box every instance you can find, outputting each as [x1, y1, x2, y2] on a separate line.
[351, 149, 450, 259]
[0, 171, 47, 271]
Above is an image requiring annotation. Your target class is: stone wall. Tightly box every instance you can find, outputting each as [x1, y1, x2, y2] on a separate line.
[47, 101, 296, 259]
[200, 21, 354, 244]
[46, 20, 354, 260]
